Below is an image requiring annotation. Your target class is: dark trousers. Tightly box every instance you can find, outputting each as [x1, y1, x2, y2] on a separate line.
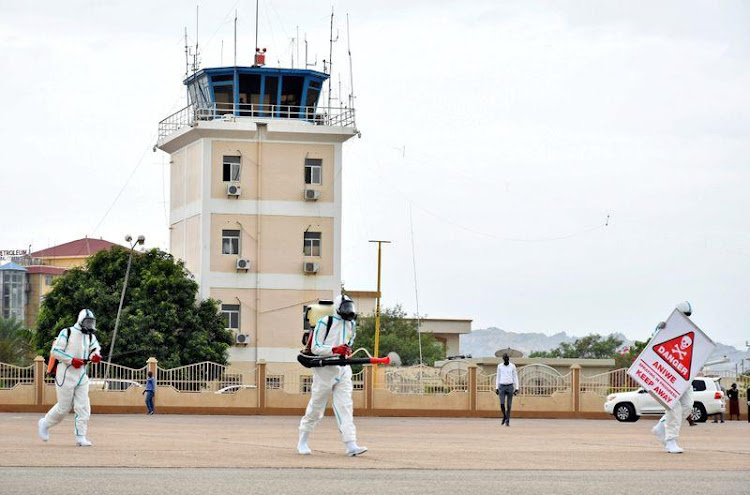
[145, 391, 155, 414]
[498, 384, 515, 420]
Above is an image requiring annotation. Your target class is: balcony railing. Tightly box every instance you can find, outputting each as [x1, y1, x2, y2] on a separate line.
[158, 102, 356, 141]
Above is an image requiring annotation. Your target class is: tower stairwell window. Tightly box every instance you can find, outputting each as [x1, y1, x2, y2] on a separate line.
[221, 304, 240, 331]
[304, 158, 322, 185]
[222, 230, 240, 255]
[303, 232, 321, 257]
[223, 156, 241, 182]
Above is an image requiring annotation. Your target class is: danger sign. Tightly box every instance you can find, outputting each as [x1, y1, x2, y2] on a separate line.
[627, 310, 715, 410]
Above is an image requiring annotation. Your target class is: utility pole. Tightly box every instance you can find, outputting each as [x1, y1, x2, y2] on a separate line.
[368, 240, 391, 361]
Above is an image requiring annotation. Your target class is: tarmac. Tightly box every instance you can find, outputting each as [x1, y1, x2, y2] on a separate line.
[1, 413, 748, 494]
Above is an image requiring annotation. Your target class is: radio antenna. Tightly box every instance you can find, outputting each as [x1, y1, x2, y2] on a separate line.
[326, 7, 340, 110]
[255, 0, 259, 54]
[184, 27, 190, 107]
[346, 14, 355, 109]
[305, 33, 317, 68]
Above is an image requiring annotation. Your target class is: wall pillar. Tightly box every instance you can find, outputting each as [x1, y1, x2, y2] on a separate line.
[363, 365, 373, 411]
[34, 355, 45, 406]
[468, 363, 478, 411]
[146, 357, 158, 380]
[257, 360, 267, 411]
[570, 364, 581, 414]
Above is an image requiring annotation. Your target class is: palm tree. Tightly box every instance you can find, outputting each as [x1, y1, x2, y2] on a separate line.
[0, 317, 33, 365]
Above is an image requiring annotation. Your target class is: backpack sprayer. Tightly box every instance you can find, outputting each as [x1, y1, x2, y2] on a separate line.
[297, 300, 390, 368]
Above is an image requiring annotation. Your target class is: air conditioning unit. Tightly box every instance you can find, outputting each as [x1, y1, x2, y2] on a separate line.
[227, 184, 241, 197]
[303, 262, 320, 274]
[236, 258, 251, 270]
[303, 189, 320, 201]
[235, 333, 250, 345]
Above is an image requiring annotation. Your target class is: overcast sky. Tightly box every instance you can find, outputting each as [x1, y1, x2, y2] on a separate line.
[1, 1, 748, 348]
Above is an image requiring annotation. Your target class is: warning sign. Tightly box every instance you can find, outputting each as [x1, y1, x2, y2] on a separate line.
[652, 332, 694, 380]
[627, 310, 715, 410]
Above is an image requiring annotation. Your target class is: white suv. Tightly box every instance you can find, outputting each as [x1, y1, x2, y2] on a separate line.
[604, 377, 725, 422]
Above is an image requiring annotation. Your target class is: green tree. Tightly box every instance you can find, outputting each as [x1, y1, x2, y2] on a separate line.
[354, 305, 445, 366]
[614, 339, 649, 369]
[34, 247, 233, 368]
[0, 317, 34, 365]
[529, 334, 623, 359]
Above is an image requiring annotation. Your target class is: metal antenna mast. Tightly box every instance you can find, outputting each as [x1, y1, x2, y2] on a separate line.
[326, 7, 339, 110]
[346, 14, 355, 109]
[255, 0, 259, 53]
[184, 27, 190, 108]
[234, 10, 237, 66]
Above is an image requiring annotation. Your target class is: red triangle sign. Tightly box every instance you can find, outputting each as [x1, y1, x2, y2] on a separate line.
[653, 331, 694, 380]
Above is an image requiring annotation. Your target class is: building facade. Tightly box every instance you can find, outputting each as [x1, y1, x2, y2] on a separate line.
[0, 262, 27, 322]
[157, 66, 357, 368]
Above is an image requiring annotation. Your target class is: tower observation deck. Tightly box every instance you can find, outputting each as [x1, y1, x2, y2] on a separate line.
[158, 66, 356, 143]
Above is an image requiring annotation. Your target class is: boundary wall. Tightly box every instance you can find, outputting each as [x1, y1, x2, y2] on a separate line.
[2, 357, 747, 420]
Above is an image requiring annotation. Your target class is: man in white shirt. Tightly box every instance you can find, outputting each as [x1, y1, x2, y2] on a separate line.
[495, 353, 519, 426]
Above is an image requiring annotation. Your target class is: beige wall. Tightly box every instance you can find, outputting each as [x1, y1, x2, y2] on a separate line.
[210, 141, 334, 202]
[211, 288, 334, 350]
[170, 221, 185, 265]
[210, 214, 334, 276]
[170, 142, 202, 210]
[185, 215, 202, 278]
[170, 148, 185, 211]
[25, 273, 56, 329]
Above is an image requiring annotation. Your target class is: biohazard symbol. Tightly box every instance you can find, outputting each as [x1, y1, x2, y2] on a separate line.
[652, 332, 694, 380]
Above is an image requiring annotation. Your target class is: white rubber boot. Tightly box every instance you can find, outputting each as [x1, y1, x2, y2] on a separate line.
[75, 436, 93, 447]
[345, 441, 368, 457]
[665, 439, 684, 454]
[651, 420, 666, 445]
[37, 418, 49, 442]
[297, 431, 311, 455]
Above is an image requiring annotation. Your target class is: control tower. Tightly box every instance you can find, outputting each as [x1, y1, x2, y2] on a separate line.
[157, 63, 357, 368]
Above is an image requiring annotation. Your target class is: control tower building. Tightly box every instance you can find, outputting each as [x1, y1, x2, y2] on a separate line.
[156, 61, 357, 368]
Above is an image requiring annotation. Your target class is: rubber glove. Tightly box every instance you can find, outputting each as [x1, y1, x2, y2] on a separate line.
[331, 345, 351, 357]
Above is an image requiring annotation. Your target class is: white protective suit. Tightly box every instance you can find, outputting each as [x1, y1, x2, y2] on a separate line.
[298, 306, 359, 446]
[663, 386, 694, 441]
[40, 309, 101, 443]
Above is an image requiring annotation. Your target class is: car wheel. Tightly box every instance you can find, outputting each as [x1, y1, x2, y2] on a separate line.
[614, 403, 636, 422]
[691, 403, 707, 423]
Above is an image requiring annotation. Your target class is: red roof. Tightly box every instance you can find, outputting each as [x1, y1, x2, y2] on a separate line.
[25, 265, 67, 276]
[30, 238, 120, 258]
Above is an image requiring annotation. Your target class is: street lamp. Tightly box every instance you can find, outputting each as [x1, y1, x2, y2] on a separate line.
[102, 234, 145, 388]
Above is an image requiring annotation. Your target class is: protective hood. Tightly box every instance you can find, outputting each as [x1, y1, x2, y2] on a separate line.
[335, 295, 357, 322]
[76, 308, 96, 334]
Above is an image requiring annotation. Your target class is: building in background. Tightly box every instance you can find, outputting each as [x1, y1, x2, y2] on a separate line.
[0, 262, 27, 321]
[4, 237, 119, 329]
[346, 290, 472, 358]
[157, 62, 357, 369]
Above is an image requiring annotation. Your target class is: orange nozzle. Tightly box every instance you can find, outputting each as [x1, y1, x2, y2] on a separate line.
[371, 356, 390, 365]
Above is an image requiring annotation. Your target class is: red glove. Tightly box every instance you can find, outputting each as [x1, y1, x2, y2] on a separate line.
[90, 354, 102, 364]
[331, 345, 351, 357]
[71, 358, 85, 369]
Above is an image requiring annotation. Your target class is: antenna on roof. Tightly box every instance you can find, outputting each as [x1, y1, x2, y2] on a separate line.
[346, 14, 356, 109]
[255, 0, 259, 57]
[326, 7, 340, 110]
[304, 33, 317, 68]
[233, 10, 237, 66]
[184, 27, 190, 107]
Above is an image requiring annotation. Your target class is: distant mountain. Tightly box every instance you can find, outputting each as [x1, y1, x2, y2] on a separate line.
[458, 327, 582, 358]
[460, 327, 749, 372]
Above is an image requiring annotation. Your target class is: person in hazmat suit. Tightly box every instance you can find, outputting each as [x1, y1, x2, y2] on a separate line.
[38, 309, 102, 446]
[297, 295, 368, 456]
[651, 301, 694, 454]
